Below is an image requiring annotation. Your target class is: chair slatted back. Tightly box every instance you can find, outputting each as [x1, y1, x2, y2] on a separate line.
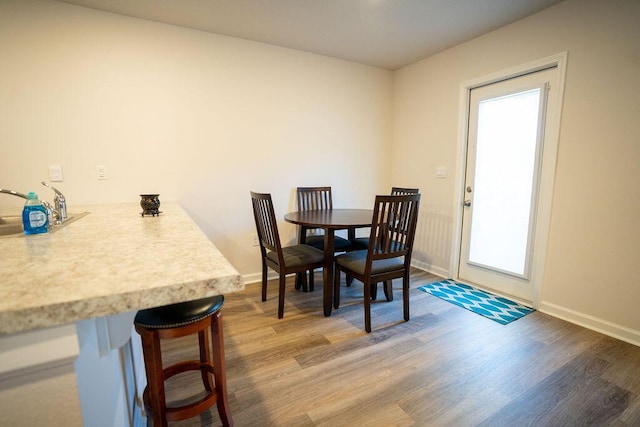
[391, 187, 420, 196]
[297, 186, 333, 212]
[367, 194, 420, 264]
[250, 191, 282, 255]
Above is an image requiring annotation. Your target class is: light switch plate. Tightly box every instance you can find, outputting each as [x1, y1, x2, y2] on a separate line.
[49, 164, 63, 182]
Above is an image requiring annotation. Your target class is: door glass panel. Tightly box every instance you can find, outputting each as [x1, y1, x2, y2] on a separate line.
[468, 88, 541, 276]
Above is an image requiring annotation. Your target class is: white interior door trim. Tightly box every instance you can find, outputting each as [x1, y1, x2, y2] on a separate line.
[449, 52, 568, 307]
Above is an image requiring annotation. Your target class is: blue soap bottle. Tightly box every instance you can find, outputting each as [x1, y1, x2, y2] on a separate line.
[22, 191, 49, 235]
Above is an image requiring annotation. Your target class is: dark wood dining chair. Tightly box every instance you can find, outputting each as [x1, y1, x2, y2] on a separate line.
[351, 187, 420, 300]
[296, 186, 354, 252]
[333, 193, 421, 332]
[352, 187, 420, 248]
[296, 186, 355, 291]
[250, 191, 325, 318]
[390, 186, 420, 196]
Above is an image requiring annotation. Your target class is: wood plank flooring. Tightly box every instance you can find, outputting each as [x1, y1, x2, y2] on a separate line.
[155, 270, 640, 426]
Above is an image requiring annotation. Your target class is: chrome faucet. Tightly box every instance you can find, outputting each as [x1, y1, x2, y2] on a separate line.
[1, 187, 59, 224]
[0, 188, 28, 200]
[41, 182, 67, 223]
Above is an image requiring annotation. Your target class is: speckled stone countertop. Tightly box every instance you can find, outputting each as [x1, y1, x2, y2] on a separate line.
[0, 202, 243, 335]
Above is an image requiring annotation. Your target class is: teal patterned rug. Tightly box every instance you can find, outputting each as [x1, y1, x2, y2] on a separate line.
[418, 279, 535, 325]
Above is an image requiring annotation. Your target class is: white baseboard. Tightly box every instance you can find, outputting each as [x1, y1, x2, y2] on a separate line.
[538, 301, 640, 348]
[242, 268, 639, 348]
[242, 272, 263, 285]
[407, 264, 640, 348]
[243, 262, 448, 287]
[410, 260, 448, 279]
[243, 271, 298, 285]
[411, 260, 640, 347]
[243, 270, 640, 347]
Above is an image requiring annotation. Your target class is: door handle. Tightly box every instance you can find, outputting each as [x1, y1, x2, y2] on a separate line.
[464, 200, 472, 207]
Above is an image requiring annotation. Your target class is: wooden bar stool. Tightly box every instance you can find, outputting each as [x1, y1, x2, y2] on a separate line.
[134, 295, 233, 427]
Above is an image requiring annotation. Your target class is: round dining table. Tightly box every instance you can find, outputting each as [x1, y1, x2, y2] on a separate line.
[284, 209, 373, 316]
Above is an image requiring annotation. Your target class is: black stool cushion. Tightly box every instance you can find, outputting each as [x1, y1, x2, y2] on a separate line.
[134, 295, 225, 329]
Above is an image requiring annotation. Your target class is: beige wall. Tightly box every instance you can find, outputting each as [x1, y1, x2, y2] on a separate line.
[0, 0, 393, 278]
[393, 0, 640, 340]
[1, 0, 638, 343]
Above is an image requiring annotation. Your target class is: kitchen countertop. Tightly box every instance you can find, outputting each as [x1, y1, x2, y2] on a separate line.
[0, 202, 243, 335]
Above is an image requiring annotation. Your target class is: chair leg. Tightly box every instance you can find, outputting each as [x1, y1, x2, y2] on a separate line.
[371, 282, 377, 300]
[333, 267, 341, 309]
[261, 262, 267, 302]
[297, 226, 309, 292]
[139, 330, 168, 426]
[346, 228, 355, 287]
[309, 269, 315, 292]
[383, 280, 393, 301]
[198, 330, 214, 391]
[299, 272, 309, 292]
[210, 312, 234, 427]
[363, 279, 372, 333]
[403, 276, 410, 321]
[278, 274, 286, 319]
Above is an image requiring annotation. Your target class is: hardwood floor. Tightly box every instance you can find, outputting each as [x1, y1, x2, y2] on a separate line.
[155, 270, 640, 426]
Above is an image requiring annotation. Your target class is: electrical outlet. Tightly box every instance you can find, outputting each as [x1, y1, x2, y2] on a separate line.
[96, 165, 108, 180]
[251, 234, 259, 247]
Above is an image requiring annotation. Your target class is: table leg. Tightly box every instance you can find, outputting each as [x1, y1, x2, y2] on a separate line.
[296, 226, 307, 291]
[323, 229, 335, 317]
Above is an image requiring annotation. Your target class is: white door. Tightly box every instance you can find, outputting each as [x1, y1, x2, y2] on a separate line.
[458, 67, 559, 302]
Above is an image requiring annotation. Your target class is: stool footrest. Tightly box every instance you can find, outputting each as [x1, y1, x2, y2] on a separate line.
[143, 389, 219, 423]
[163, 360, 215, 381]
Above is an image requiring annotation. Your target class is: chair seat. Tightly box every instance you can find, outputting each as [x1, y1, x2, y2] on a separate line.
[349, 238, 406, 252]
[266, 244, 324, 268]
[350, 237, 369, 250]
[335, 250, 405, 276]
[134, 295, 225, 329]
[305, 234, 353, 251]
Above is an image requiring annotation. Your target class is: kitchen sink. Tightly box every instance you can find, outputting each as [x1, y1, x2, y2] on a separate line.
[0, 212, 89, 237]
[0, 216, 23, 236]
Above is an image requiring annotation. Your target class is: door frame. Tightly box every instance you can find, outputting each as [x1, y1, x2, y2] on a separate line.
[449, 52, 568, 306]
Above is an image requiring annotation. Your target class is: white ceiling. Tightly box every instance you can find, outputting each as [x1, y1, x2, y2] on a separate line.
[57, 0, 565, 70]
